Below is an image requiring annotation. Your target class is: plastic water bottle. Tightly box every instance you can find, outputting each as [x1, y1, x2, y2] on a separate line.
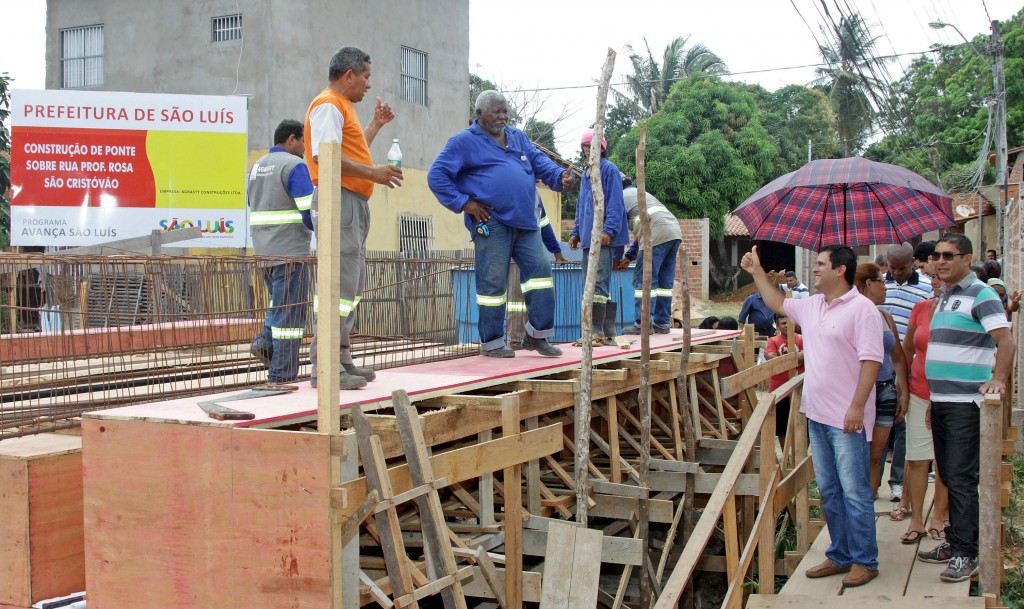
[387, 139, 402, 168]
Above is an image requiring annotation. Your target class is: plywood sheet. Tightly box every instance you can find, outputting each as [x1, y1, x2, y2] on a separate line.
[83, 419, 331, 609]
[0, 454, 30, 606]
[86, 329, 740, 427]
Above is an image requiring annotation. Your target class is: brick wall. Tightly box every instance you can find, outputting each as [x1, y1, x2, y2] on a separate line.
[677, 219, 709, 301]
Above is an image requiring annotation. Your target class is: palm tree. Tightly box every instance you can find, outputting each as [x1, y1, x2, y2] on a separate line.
[813, 12, 890, 157]
[616, 36, 729, 119]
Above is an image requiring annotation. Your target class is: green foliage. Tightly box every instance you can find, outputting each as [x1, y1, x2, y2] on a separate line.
[748, 83, 842, 173]
[1, 72, 11, 250]
[610, 76, 779, 237]
[524, 118, 556, 154]
[813, 12, 890, 156]
[865, 9, 1024, 192]
[468, 73, 497, 123]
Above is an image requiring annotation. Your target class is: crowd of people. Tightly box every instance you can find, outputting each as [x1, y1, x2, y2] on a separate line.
[741, 234, 1015, 587]
[245, 44, 1016, 592]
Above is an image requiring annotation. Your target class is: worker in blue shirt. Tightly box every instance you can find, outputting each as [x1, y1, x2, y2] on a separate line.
[568, 129, 628, 344]
[739, 291, 776, 337]
[428, 90, 573, 358]
[537, 190, 567, 262]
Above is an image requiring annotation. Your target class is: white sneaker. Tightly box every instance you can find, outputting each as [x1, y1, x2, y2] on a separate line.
[890, 483, 903, 502]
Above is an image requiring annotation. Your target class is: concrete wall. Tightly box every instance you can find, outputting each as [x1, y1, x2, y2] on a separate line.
[45, 0, 469, 171]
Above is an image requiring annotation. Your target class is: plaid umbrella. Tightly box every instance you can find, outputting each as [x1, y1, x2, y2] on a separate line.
[733, 157, 955, 250]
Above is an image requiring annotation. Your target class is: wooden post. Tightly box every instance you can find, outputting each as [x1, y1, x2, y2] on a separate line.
[979, 394, 1002, 598]
[671, 243, 696, 609]
[316, 142, 344, 609]
[757, 398, 777, 596]
[635, 125, 654, 607]
[502, 398, 524, 609]
[575, 47, 616, 526]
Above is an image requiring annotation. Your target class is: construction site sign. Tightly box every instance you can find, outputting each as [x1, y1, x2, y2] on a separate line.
[10, 89, 248, 247]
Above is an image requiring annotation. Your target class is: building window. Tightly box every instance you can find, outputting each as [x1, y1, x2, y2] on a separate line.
[398, 214, 435, 253]
[60, 25, 104, 88]
[400, 46, 428, 106]
[211, 14, 243, 42]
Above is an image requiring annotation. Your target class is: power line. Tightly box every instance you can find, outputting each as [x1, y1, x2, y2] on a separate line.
[503, 49, 941, 94]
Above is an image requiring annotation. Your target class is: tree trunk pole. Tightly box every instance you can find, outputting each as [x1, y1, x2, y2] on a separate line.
[635, 126, 654, 607]
[576, 48, 617, 526]
[671, 243, 695, 609]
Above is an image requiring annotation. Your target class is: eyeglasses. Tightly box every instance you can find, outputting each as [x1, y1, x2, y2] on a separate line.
[929, 252, 966, 261]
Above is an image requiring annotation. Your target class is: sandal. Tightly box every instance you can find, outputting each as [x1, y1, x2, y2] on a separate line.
[928, 527, 945, 540]
[901, 529, 927, 544]
[889, 505, 911, 521]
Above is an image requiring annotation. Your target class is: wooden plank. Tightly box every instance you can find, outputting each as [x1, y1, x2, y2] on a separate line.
[521, 528, 641, 566]
[565, 525, 603, 609]
[979, 395, 1002, 596]
[332, 425, 562, 515]
[502, 399, 523, 609]
[719, 352, 799, 398]
[647, 471, 761, 496]
[394, 394, 467, 609]
[460, 568, 541, 603]
[840, 514, 914, 597]
[747, 595, 985, 608]
[590, 494, 674, 523]
[539, 522, 577, 608]
[473, 546, 507, 609]
[777, 527, 843, 597]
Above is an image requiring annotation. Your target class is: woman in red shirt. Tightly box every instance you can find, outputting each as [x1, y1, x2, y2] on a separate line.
[899, 276, 949, 543]
[763, 313, 804, 444]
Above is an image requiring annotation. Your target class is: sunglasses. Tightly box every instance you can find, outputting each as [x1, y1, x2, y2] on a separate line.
[929, 252, 966, 261]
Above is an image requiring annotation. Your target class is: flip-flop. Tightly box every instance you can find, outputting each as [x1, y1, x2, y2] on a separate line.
[928, 527, 945, 540]
[889, 505, 911, 521]
[901, 529, 927, 544]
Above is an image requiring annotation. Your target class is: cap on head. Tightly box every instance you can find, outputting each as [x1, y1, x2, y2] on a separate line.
[581, 129, 607, 150]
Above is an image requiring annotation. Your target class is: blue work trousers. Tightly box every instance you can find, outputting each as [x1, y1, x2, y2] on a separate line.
[253, 261, 310, 383]
[808, 419, 879, 570]
[632, 239, 679, 328]
[474, 218, 554, 351]
[581, 246, 613, 303]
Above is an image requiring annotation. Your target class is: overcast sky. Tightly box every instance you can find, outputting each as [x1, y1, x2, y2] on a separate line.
[3, 0, 1019, 157]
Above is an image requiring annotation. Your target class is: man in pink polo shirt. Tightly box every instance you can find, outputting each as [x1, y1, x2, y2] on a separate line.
[741, 244, 884, 587]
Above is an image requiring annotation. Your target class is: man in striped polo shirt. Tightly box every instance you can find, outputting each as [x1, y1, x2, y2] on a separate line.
[879, 243, 933, 502]
[917, 233, 1014, 582]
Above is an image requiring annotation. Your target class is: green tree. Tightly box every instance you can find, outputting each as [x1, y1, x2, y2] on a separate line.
[865, 8, 1024, 191]
[813, 12, 890, 156]
[745, 83, 842, 174]
[0, 72, 11, 250]
[610, 76, 779, 237]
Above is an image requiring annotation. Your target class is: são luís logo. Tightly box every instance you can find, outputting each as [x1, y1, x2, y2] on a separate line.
[159, 218, 235, 234]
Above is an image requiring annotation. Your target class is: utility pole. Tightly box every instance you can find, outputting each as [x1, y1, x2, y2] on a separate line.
[991, 20, 1007, 255]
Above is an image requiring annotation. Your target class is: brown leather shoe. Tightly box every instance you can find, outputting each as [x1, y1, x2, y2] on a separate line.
[805, 558, 851, 578]
[842, 564, 879, 587]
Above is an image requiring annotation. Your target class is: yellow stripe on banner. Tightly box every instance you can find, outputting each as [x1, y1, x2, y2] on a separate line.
[521, 277, 553, 293]
[271, 327, 304, 340]
[477, 293, 507, 306]
[294, 194, 312, 211]
[507, 302, 527, 312]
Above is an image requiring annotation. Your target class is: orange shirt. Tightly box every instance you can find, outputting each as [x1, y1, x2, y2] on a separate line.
[303, 88, 375, 197]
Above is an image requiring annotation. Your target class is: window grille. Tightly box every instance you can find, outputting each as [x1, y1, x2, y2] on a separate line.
[60, 25, 104, 88]
[398, 215, 435, 253]
[400, 46, 428, 106]
[212, 14, 243, 42]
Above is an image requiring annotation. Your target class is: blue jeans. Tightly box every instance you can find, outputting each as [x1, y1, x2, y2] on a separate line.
[474, 218, 554, 351]
[581, 246, 613, 303]
[632, 239, 679, 328]
[252, 261, 310, 383]
[808, 419, 878, 569]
